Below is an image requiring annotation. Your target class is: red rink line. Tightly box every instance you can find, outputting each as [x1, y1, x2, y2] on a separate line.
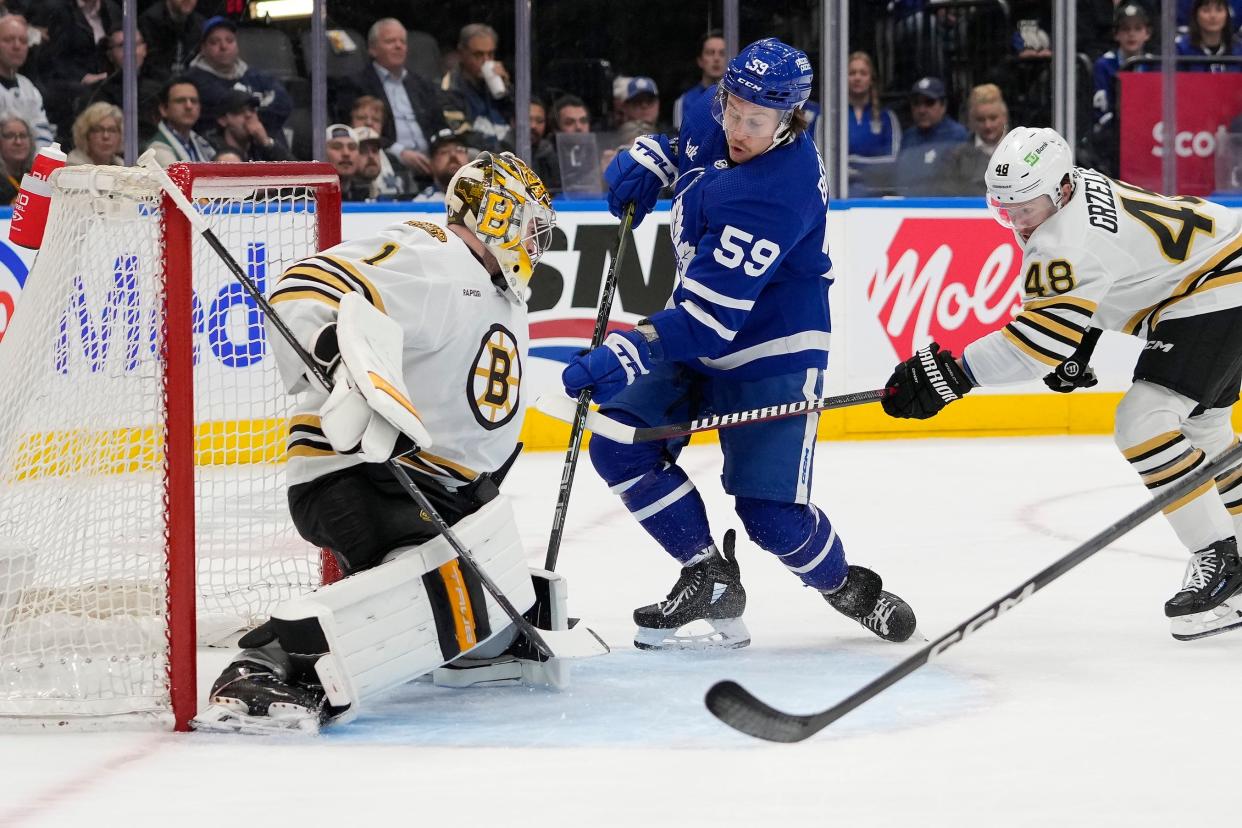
[0, 735, 167, 826]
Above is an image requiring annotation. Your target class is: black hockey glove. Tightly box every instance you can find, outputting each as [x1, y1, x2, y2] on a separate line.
[882, 342, 973, 420]
[1043, 328, 1101, 394]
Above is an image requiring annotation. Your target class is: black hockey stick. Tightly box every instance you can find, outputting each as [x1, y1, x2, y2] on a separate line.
[536, 387, 891, 444]
[543, 203, 635, 571]
[142, 155, 574, 660]
[706, 437, 1242, 743]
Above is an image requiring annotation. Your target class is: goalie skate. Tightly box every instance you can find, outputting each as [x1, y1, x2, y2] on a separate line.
[190, 660, 327, 736]
[633, 530, 750, 651]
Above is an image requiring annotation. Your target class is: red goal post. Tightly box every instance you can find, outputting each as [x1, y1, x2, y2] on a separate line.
[0, 162, 342, 731]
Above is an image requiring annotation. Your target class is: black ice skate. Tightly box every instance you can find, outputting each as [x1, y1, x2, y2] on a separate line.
[633, 529, 750, 651]
[191, 659, 328, 735]
[1165, 538, 1242, 641]
[822, 565, 918, 643]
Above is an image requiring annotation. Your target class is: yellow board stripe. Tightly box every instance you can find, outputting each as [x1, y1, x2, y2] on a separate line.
[438, 560, 478, 651]
[1122, 430, 1183, 461]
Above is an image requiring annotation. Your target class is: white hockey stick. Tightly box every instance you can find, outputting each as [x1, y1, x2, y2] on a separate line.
[140, 153, 607, 661]
[536, 387, 890, 444]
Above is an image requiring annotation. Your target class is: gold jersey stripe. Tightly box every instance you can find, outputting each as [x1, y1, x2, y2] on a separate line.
[1122, 234, 1242, 335]
[1122, 430, 1183, 461]
[317, 254, 388, 314]
[271, 289, 340, 309]
[287, 444, 337, 459]
[1001, 326, 1062, 367]
[1149, 271, 1242, 331]
[1024, 295, 1098, 315]
[1164, 479, 1216, 515]
[1142, 448, 1204, 487]
[1216, 464, 1242, 492]
[279, 266, 352, 296]
[290, 413, 322, 429]
[1012, 311, 1085, 348]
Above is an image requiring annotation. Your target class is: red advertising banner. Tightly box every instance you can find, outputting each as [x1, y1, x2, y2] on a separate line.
[1120, 73, 1242, 196]
[866, 217, 1023, 359]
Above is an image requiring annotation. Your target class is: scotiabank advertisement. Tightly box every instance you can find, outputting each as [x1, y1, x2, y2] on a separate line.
[1120, 73, 1242, 196]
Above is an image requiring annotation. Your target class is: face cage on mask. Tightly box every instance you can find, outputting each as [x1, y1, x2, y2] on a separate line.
[710, 86, 797, 143]
[476, 184, 556, 268]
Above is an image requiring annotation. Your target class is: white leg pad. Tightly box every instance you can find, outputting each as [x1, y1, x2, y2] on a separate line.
[433, 568, 575, 689]
[270, 495, 534, 715]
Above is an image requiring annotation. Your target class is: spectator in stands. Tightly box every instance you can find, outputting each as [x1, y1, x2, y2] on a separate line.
[529, 96, 559, 192]
[354, 125, 407, 199]
[846, 51, 900, 196]
[340, 18, 447, 188]
[139, 0, 204, 82]
[943, 84, 1009, 196]
[147, 76, 215, 165]
[440, 23, 512, 150]
[888, 76, 968, 196]
[1176, 0, 1242, 72]
[414, 127, 470, 200]
[609, 75, 631, 129]
[0, 16, 54, 148]
[673, 30, 726, 129]
[0, 113, 31, 204]
[67, 101, 122, 165]
[207, 89, 292, 162]
[349, 94, 386, 137]
[1088, 2, 1155, 176]
[186, 16, 292, 146]
[553, 94, 592, 134]
[617, 76, 662, 133]
[325, 122, 370, 201]
[78, 26, 162, 145]
[214, 148, 242, 162]
[28, 0, 119, 142]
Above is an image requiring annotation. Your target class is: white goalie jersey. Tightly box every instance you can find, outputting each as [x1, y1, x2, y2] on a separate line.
[963, 168, 1242, 385]
[269, 219, 528, 488]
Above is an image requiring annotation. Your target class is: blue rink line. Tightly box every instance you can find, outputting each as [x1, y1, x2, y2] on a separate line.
[324, 645, 987, 749]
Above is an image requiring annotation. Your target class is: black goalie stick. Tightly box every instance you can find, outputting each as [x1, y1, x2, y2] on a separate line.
[705, 437, 1242, 743]
[536, 387, 890, 444]
[543, 203, 635, 570]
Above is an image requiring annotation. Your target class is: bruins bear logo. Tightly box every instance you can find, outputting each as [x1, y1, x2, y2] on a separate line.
[469, 324, 522, 429]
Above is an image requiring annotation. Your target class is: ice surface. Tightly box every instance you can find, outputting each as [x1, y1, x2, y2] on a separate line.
[0, 435, 1236, 827]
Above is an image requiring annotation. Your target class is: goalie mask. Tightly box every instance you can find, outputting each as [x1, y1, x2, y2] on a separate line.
[446, 151, 556, 304]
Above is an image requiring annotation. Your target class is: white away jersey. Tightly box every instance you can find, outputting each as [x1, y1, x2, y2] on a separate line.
[269, 219, 528, 488]
[964, 168, 1242, 386]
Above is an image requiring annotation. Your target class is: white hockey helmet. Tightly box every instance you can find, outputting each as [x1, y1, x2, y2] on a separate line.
[446, 151, 556, 303]
[984, 127, 1078, 233]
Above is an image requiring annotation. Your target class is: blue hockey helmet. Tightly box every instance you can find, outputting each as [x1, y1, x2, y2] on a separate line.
[712, 38, 813, 149]
[720, 37, 813, 110]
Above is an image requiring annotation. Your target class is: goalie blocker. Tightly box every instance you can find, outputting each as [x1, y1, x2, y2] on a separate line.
[193, 495, 600, 733]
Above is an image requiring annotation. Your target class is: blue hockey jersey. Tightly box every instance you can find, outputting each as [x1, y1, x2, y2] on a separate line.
[646, 93, 833, 380]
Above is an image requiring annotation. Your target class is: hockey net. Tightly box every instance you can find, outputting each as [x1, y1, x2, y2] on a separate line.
[0, 162, 342, 731]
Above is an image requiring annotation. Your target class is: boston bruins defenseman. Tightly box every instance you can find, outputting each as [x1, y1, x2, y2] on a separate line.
[193, 153, 575, 734]
[884, 126, 1242, 641]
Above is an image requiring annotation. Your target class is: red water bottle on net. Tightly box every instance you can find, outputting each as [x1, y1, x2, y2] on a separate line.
[9, 142, 68, 250]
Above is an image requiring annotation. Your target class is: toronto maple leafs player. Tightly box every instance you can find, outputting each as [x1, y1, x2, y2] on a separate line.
[562, 38, 917, 650]
[883, 126, 1242, 641]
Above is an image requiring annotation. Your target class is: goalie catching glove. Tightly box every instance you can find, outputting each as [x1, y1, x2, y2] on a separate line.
[319, 292, 432, 462]
[882, 342, 973, 420]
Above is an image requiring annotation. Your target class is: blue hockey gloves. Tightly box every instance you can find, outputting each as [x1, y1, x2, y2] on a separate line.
[562, 329, 659, 403]
[882, 342, 973, 419]
[605, 135, 675, 228]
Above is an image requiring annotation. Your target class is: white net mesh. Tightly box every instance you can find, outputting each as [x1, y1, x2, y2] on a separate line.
[0, 165, 331, 727]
